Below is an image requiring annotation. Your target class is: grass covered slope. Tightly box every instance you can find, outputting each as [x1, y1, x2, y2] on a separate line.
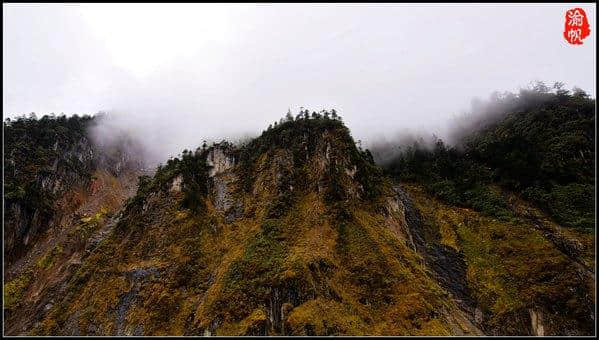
[23, 113, 480, 336]
[379, 85, 595, 335]
[404, 183, 594, 335]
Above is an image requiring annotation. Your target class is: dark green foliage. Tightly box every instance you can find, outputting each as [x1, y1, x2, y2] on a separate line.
[124, 109, 382, 231]
[384, 87, 595, 229]
[464, 89, 595, 229]
[126, 148, 210, 215]
[135, 175, 153, 197]
[325, 163, 348, 202]
[466, 96, 594, 188]
[461, 185, 514, 220]
[4, 114, 94, 206]
[238, 110, 384, 202]
[523, 184, 594, 231]
[179, 149, 211, 212]
[385, 138, 512, 219]
[237, 110, 342, 189]
[126, 110, 384, 225]
[4, 113, 96, 258]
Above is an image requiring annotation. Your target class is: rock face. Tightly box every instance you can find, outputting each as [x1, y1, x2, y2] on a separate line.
[3, 115, 147, 336]
[205, 143, 243, 224]
[7, 118, 482, 336]
[170, 175, 183, 193]
[3, 116, 595, 336]
[392, 185, 476, 324]
[4, 128, 145, 267]
[206, 142, 236, 177]
[4, 136, 95, 264]
[529, 309, 544, 336]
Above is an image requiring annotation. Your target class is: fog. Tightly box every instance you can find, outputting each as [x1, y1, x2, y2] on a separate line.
[3, 3, 596, 165]
[367, 83, 585, 165]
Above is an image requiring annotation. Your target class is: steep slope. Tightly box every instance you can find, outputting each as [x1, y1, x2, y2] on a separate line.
[3, 114, 147, 334]
[7, 114, 482, 336]
[4, 114, 146, 266]
[404, 184, 594, 335]
[379, 88, 596, 335]
[3, 104, 595, 336]
[382, 88, 595, 231]
[4, 114, 96, 264]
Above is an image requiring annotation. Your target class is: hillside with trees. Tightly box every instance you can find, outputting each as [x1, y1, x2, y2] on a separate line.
[2, 86, 595, 336]
[381, 83, 595, 231]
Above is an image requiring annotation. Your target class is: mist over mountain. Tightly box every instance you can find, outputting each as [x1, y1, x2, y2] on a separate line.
[4, 4, 596, 165]
[368, 82, 591, 164]
[3, 3, 596, 337]
[3, 86, 595, 335]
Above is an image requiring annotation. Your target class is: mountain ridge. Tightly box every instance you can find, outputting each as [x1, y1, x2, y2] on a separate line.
[3, 96, 596, 335]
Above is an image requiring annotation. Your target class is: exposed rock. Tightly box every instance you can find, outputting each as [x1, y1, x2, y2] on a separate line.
[474, 307, 483, 324]
[529, 309, 544, 336]
[204, 143, 242, 224]
[170, 174, 183, 193]
[206, 143, 236, 177]
[344, 165, 357, 179]
[5, 116, 594, 336]
[64, 311, 82, 335]
[393, 186, 426, 253]
[4, 129, 145, 267]
[212, 175, 233, 212]
[393, 185, 477, 327]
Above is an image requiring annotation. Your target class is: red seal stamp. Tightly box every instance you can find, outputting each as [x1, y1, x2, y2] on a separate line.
[564, 8, 590, 45]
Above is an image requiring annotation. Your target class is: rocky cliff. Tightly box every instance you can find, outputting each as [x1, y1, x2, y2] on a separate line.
[3, 115, 147, 334]
[4, 116, 146, 265]
[3, 113, 595, 336]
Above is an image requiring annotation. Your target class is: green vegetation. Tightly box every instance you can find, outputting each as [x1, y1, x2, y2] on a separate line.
[3, 270, 34, 311]
[37, 245, 65, 270]
[406, 184, 594, 335]
[4, 113, 96, 258]
[126, 148, 210, 217]
[5, 101, 593, 336]
[4, 113, 94, 203]
[220, 219, 288, 320]
[384, 84, 595, 230]
[238, 109, 384, 201]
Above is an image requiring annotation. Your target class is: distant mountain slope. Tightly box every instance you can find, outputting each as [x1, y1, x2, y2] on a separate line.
[382, 87, 595, 231]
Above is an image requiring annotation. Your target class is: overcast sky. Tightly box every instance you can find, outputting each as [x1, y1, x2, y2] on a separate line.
[3, 3, 596, 162]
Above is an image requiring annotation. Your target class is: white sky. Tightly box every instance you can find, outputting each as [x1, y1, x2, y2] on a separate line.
[2, 3, 596, 161]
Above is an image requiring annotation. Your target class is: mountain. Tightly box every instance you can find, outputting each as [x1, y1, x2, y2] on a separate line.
[2, 93, 596, 336]
[4, 114, 146, 266]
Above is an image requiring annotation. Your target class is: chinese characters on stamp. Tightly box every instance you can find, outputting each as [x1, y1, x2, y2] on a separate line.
[564, 8, 590, 45]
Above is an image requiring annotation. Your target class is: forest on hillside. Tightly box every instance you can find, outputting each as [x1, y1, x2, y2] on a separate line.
[4, 83, 595, 233]
[378, 83, 595, 231]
